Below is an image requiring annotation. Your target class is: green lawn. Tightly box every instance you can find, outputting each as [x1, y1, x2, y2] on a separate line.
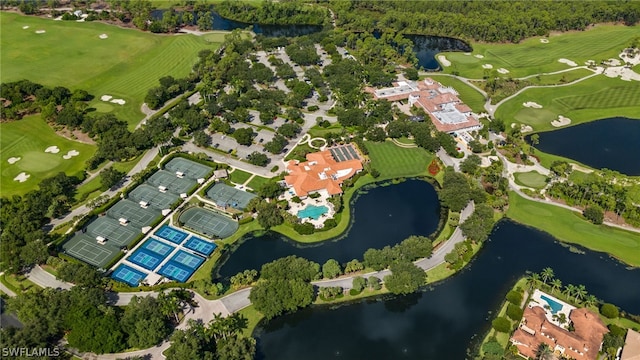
[246, 175, 270, 190]
[229, 169, 252, 185]
[513, 171, 548, 189]
[1, 115, 96, 196]
[440, 25, 640, 78]
[526, 68, 594, 86]
[507, 192, 640, 266]
[494, 75, 640, 131]
[424, 75, 487, 113]
[366, 140, 434, 178]
[1, 12, 221, 128]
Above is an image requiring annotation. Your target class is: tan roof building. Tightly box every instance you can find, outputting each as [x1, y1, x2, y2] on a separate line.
[511, 306, 609, 360]
[366, 78, 481, 133]
[284, 145, 363, 197]
[622, 329, 640, 360]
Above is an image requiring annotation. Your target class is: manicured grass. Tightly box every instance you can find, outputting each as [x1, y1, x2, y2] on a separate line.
[307, 123, 345, 138]
[237, 305, 265, 338]
[425, 75, 487, 113]
[0, 273, 38, 294]
[284, 142, 314, 161]
[440, 25, 640, 78]
[366, 140, 434, 178]
[1, 115, 96, 196]
[229, 169, 252, 185]
[246, 175, 270, 190]
[495, 75, 640, 131]
[513, 171, 548, 189]
[526, 68, 594, 85]
[1, 12, 221, 128]
[506, 192, 640, 266]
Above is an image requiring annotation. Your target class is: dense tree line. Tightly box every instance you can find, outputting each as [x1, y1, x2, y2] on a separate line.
[144, 75, 196, 110]
[215, 1, 328, 26]
[331, 1, 640, 43]
[547, 164, 640, 227]
[249, 256, 319, 319]
[1, 173, 80, 273]
[0, 80, 90, 121]
[363, 235, 433, 271]
[2, 287, 188, 355]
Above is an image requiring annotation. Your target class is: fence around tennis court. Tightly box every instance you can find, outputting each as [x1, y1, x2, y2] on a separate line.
[164, 157, 212, 180]
[107, 199, 161, 228]
[205, 183, 257, 210]
[128, 184, 180, 210]
[179, 206, 239, 239]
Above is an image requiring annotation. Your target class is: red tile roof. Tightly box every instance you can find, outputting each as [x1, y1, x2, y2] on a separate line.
[511, 305, 608, 360]
[284, 146, 363, 197]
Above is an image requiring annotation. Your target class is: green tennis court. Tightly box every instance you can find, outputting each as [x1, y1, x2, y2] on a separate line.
[129, 184, 180, 210]
[147, 170, 197, 195]
[85, 217, 139, 247]
[62, 234, 120, 268]
[107, 199, 161, 228]
[164, 157, 212, 180]
[179, 207, 239, 239]
[205, 183, 257, 210]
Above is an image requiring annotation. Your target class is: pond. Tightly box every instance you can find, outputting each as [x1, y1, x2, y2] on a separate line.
[215, 179, 441, 279]
[255, 220, 640, 360]
[406, 35, 472, 71]
[151, 9, 322, 37]
[534, 117, 640, 176]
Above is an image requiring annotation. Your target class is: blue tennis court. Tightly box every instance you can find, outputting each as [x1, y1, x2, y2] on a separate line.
[155, 225, 188, 244]
[127, 248, 164, 271]
[170, 250, 205, 269]
[142, 238, 175, 256]
[111, 264, 147, 287]
[183, 237, 217, 256]
[158, 263, 193, 282]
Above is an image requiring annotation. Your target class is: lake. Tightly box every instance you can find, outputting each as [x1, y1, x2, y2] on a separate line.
[151, 10, 322, 37]
[534, 117, 640, 176]
[215, 179, 441, 279]
[407, 35, 472, 70]
[254, 220, 640, 360]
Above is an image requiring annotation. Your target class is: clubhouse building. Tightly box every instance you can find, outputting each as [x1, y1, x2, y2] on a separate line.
[366, 78, 482, 133]
[284, 144, 363, 198]
[510, 290, 609, 360]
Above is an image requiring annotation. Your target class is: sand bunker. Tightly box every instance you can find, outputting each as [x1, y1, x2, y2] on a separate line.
[7, 157, 21, 164]
[497, 68, 510, 74]
[551, 115, 571, 127]
[99, 34, 108, 39]
[585, 60, 596, 66]
[438, 55, 451, 67]
[62, 150, 80, 160]
[520, 125, 533, 133]
[45, 145, 60, 154]
[558, 58, 577, 67]
[604, 66, 640, 81]
[482, 64, 493, 69]
[14, 172, 30, 183]
[35, 30, 46, 34]
[22, 25, 30, 29]
[101, 95, 113, 102]
[110, 99, 126, 105]
[474, 54, 484, 59]
[523, 102, 543, 109]
[540, 38, 549, 44]
[464, 52, 471, 56]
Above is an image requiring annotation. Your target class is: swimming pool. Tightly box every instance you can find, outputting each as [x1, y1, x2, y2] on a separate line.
[297, 205, 328, 220]
[541, 294, 564, 314]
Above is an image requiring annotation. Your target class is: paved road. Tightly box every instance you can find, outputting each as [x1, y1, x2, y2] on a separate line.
[26, 266, 73, 290]
[49, 147, 159, 228]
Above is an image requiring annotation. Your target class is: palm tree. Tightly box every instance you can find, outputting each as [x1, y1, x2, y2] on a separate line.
[584, 294, 598, 308]
[575, 284, 587, 303]
[541, 267, 554, 285]
[536, 343, 553, 360]
[550, 278, 562, 294]
[563, 284, 576, 298]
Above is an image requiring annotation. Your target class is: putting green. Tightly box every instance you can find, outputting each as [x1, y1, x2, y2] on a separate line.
[1, 12, 222, 128]
[1, 115, 96, 196]
[441, 25, 640, 78]
[92, 102, 114, 113]
[514, 171, 547, 189]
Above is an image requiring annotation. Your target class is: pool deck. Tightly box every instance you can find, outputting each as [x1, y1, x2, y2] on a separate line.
[528, 289, 575, 329]
[282, 189, 335, 228]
